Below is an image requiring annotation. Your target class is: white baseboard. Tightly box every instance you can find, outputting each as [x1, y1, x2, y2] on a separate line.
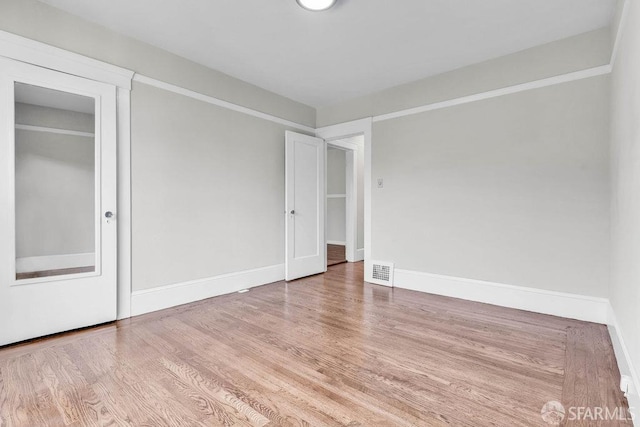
[393, 269, 609, 324]
[355, 248, 365, 262]
[16, 252, 94, 273]
[607, 304, 640, 420]
[327, 240, 346, 246]
[131, 264, 284, 316]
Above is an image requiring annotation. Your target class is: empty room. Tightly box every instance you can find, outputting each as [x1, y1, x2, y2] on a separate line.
[0, 0, 638, 425]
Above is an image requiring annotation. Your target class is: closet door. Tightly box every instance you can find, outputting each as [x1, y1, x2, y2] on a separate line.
[0, 57, 117, 346]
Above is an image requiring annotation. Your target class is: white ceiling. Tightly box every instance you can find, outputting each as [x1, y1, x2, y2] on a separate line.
[39, 0, 616, 108]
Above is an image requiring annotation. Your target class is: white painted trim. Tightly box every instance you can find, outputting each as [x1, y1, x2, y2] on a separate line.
[327, 194, 347, 198]
[394, 269, 609, 324]
[16, 253, 94, 273]
[344, 149, 357, 262]
[327, 240, 346, 246]
[0, 30, 134, 89]
[373, 65, 612, 123]
[327, 139, 358, 150]
[131, 264, 284, 316]
[355, 248, 365, 262]
[133, 75, 315, 133]
[116, 87, 132, 320]
[607, 304, 640, 418]
[316, 118, 372, 279]
[611, 0, 631, 67]
[15, 124, 94, 138]
[316, 117, 373, 141]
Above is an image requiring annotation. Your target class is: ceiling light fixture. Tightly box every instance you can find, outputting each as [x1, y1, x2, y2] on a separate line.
[296, 0, 337, 12]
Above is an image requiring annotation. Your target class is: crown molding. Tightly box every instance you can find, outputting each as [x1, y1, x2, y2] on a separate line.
[0, 30, 134, 89]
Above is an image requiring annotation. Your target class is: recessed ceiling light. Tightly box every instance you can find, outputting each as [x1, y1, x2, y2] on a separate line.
[296, 0, 337, 12]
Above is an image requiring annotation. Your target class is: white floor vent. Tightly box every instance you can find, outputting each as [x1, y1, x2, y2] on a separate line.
[369, 261, 394, 287]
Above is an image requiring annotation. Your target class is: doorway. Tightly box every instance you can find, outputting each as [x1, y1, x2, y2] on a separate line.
[326, 135, 365, 267]
[285, 118, 371, 281]
[326, 145, 347, 266]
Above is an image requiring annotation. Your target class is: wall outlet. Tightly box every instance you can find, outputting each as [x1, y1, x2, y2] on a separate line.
[377, 178, 384, 188]
[620, 375, 635, 397]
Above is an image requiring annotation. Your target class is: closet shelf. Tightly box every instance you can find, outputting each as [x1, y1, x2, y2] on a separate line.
[15, 124, 94, 138]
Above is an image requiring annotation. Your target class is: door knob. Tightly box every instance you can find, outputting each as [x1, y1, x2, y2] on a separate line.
[105, 211, 114, 219]
[290, 210, 295, 215]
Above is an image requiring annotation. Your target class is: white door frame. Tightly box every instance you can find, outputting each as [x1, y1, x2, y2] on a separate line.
[0, 30, 135, 319]
[326, 139, 358, 263]
[316, 118, 373, 281]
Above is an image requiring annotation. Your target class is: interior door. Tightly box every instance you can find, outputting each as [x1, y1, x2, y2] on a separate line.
[285, 131, 326, 281]
[0, 57, 117, 346]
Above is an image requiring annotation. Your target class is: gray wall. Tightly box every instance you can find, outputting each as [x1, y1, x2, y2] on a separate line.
[610, 0, 640, 400]
[327, 147, 346, 243]
[372, 75, 610, 297]
[15, 103, 95, 258]
[131, 83, 292, 291]
[317, 27, 612, 127]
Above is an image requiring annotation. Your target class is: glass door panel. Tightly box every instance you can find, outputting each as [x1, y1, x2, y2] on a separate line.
[14, 82, 98, 281]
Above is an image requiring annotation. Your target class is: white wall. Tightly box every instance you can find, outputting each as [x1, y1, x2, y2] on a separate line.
[327, 147, 346, 244]
[610, 0, 640, 408]
[15, 103, 95, 259]
[372, 75, 610, 297]
[131, 82, 293, 291]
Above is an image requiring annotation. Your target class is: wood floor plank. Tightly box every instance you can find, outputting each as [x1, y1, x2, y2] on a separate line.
[210, 304, 541, 426]
[561, 324, 632, 426]
[215, 296, 559, 420]
[327, 244, 346, 266]
[164, 316, 394, 427]
[132, 322, 304, 426]
[0, 262, 631, 426]
[0, 363, 6, 427]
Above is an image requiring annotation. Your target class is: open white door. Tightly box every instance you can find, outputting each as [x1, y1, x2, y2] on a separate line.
[0, 57, 117, 346]
[285, 131, 326, 281]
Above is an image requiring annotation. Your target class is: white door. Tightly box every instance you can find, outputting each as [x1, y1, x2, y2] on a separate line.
[285, 131, 326, 281]
[0, 57, 117, 346]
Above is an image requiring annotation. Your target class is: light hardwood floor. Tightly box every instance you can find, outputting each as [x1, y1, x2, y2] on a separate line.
[0, 262, 631, 426]
[327, 244, 346, 266]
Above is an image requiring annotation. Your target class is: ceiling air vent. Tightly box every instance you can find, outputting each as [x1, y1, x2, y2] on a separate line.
[369, 261, 394, 287]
